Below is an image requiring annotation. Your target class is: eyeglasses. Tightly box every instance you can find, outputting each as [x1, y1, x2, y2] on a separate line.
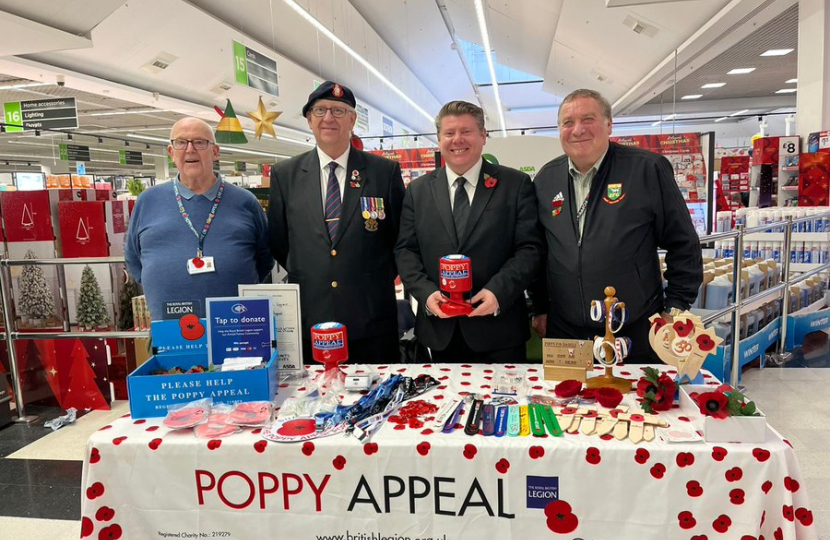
[310, 106, 352, 118]
[170, 139, 213, 150]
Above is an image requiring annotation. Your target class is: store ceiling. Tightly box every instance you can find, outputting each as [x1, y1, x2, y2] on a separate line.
[0, 0, 803, 176]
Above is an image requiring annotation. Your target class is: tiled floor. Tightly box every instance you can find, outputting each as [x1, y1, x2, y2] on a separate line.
[0, 359, 827, 540]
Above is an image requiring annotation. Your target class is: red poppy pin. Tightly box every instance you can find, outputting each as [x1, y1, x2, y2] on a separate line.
[484, 173, 497, 188]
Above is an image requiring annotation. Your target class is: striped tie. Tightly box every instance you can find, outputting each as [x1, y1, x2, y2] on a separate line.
[324, 161, 341, 242]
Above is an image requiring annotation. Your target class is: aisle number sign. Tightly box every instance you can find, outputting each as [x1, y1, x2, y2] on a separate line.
[59, 143, 91, 162]
[3, 98, 78, 132]
[232, 40, 279, 97]
[119, 150, 143, 166]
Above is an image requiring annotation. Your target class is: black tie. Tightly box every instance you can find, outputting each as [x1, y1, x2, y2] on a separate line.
[453, 177, 470, 240]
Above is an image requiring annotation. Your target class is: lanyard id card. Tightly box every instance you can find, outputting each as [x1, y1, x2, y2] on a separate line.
[187, 255, 216, 274]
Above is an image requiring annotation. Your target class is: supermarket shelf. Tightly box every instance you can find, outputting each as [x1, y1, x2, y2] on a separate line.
[744, 232, 829, 242]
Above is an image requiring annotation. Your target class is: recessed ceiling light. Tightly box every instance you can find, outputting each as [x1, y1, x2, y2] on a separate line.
[729, 109, 749, 117]
[728, 68, 756, 75]
[701, 83, 726, 89]
[786, 78, 797, 84]
[761, 49, 793, 56]
[715, 117, 729, 123]
[775, 88, 797, 94]
[681, 94, 703, 100]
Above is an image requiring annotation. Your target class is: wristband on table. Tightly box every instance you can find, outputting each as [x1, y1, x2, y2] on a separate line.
[442, 401, 464, 433]
[590, 300, 605, 322]
[540, 404, 563, 437]
[464, 398, 484, 436]
[494, 406, 508, 437]
[507, 405, 520, 437]
[609, 302, 628, 333]
[482, 404, 496, 436]
[519, 405, 531, 436]
[529, 404, 546, 437]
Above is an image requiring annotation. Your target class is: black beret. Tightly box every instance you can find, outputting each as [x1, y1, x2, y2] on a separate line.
[302, 81, 356, 117]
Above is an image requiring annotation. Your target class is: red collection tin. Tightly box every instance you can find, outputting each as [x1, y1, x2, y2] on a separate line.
[311, 322, 349, 366]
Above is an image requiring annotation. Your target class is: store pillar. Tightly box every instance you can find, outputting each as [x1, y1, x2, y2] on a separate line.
[153, 155, 168, 181]
[40, 159, 70, 175]
[796, 0, 830, 139]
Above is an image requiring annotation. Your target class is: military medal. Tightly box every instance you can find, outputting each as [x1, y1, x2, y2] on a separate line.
[365, 218, 378, 232]
[551, 192, 564, 217]
[369, 197, 378, 219]
[377, 198, 386, 220]
[361, 197, 371, 219]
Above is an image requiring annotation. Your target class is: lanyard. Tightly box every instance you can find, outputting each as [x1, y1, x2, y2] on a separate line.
[173, 178, 225, 257]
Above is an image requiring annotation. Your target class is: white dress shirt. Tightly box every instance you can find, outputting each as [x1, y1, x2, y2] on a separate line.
[446, 159, 483, 210]
[317, 146, 350, 209]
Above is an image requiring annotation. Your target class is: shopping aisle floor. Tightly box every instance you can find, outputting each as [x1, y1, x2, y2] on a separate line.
[0, 363, 827, 540]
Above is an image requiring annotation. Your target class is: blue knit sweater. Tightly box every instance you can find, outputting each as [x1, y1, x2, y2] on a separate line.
[125, 175, 274, 320]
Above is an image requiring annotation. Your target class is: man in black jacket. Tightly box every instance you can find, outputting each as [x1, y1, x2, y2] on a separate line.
[531, 89, 702, 363]
[395, 101, 543, 362]
[268, 81, 405, 363]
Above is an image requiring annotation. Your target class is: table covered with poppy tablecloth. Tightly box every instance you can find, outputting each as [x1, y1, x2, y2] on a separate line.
[80, 364, 817, 540]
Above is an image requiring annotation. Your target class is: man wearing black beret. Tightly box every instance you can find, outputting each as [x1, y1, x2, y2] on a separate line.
[268, 81, 405, 363]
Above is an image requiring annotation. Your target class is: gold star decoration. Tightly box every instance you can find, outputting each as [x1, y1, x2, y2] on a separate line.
[49, 367, 57, 377]
[246, 96, 282, 140]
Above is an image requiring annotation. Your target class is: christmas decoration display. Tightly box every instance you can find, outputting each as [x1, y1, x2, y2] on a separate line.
[76, 265, 110, 330]
[214, 99, 248, 144]
[18, 249, 57, 325]
[245, 96, 281, 140]
[61, 339, 108, 411]
[117, 272, 141, 331]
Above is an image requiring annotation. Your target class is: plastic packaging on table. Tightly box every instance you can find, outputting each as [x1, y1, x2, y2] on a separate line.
[194, 405, 241, 438]
[163, 398, 212, 430]
[227, 401, 274, 427]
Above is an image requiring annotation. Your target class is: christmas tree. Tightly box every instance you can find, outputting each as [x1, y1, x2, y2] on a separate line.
[19, 249, 56, 322]
[76, 265, 109, 330]
[117, 273, 141, 330]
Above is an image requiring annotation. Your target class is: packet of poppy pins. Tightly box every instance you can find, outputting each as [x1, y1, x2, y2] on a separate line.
[227, 401, 274, 427]
[194, 406, 241, 438]
[163, 398, 212, 430]
[493, 369, 525, 396]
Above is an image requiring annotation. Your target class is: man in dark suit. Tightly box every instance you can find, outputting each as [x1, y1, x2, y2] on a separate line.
[395, 101, 543, 362]
[268, 81, 405, 364]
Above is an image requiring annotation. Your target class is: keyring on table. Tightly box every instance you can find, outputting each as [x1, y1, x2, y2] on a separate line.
[590, 300, 605, 322]
[609, 302, 628, 333]
[614, 336, 631, 364]
[593, 337, 618, 367]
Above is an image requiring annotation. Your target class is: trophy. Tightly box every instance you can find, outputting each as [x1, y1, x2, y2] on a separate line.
[586, 286, 633, 393]
[438, 255, 473, 316]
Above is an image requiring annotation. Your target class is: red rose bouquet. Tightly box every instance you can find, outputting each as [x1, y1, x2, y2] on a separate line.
[691, 384, 759, 419]
[636, 367, 677, 413]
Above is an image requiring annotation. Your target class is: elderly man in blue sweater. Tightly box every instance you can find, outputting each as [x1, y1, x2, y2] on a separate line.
[125, 117, 273, 321]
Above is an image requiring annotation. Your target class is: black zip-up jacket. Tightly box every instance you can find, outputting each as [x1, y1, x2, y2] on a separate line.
[531, 142, 702, 330]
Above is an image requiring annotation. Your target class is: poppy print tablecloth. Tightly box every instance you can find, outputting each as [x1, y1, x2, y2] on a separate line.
[80, 364, 817, 540]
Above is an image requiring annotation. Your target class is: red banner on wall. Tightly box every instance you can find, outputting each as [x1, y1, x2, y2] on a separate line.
[368, 148, 437, 169]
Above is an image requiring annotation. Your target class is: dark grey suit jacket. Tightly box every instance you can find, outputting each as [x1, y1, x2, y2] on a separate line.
[395, 159, 543, 351]
[268, 148, 405, 341]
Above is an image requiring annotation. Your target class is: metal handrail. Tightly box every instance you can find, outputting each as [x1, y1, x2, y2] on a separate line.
[12, 331, 149, 340]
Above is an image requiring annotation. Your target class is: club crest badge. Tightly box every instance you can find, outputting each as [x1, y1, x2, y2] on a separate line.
[604, 183, 625, 204]
[551, 192, 564, 217]
[332, 84, 344, 98]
